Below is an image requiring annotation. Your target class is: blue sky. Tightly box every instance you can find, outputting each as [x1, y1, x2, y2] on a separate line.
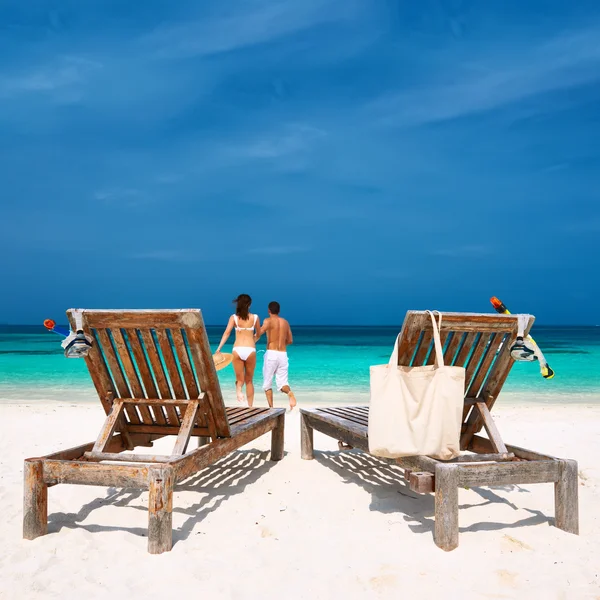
[1, 0, 599, 325]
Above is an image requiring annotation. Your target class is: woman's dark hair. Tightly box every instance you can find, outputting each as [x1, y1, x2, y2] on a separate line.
[234, 294, 252, 320]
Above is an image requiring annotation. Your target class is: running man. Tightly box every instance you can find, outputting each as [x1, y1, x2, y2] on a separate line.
[256, 301, 297, 410]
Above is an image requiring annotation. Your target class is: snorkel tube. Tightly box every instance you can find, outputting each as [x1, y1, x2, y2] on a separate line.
[43, 312, 93, 358]
[490, 297, 555, 379]
[43, 319, 71, 338]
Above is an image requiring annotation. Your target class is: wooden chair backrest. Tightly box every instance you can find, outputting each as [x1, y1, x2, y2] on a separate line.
[396, 310, 534, 406]
[67, 309, 230, 438]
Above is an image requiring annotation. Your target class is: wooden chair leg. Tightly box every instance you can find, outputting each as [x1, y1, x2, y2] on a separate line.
[555, 459, 579, 535]
[434, 464, 459, 551]
[300, 413, 314, 460]
[23, 459, 47, 540]
[148, 466, 173, 554]
[271, 414, 285, 461]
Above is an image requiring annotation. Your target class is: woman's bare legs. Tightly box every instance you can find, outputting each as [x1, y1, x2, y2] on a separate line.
[232, 353, 245, 403]
[244, 352, 257, 407]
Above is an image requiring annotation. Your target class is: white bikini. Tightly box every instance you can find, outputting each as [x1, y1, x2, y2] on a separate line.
[233, 314, 257, 361]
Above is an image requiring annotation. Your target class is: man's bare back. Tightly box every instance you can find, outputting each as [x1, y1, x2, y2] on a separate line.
[263, 316, 292, 351]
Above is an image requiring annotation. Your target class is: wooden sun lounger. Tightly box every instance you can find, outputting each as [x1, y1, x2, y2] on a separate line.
[23, 309, 285, 553]
[300, 311, 579, 551]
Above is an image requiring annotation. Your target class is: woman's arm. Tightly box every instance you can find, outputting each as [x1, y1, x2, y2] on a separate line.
[255, 317, 269, 343]
[254, 316, 262, 343]
[215, 316, 234, 353]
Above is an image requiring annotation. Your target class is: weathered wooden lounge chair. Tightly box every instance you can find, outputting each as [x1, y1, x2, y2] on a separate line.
[300, 311, 579, 551]
[23, 309, 285, 553]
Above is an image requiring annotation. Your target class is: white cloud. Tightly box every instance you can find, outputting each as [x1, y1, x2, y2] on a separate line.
[141, 0, 365, 59]
[0, 56, 102, 98]
[431, 245, 491, 258]
[248, 246, 309, 255]
[370, 26, 600, 126]
[231, 124, 326, 160]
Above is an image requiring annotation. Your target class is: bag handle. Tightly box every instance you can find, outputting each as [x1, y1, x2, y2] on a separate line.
[387, 333, 402, 368]
[387, 311, 445, 369]
[426, 310, 445, 368]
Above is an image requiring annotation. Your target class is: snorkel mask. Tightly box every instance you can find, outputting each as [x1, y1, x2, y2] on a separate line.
[509, 313, 550, 375]
[59, 310, 93, 358]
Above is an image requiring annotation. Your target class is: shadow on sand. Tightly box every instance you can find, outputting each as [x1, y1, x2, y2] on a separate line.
[315, 449, 550, 537]
[48, 449, 282, 547]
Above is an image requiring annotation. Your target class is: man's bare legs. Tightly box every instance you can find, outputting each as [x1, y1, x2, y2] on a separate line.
[244, 353, 257, 407]
[264, 386, 296, 409]
[281, 385, 297, 410]
[265, 388, 274, 408]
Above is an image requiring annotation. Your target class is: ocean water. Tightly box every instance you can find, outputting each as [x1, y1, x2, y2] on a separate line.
[0, 325, 599, 405]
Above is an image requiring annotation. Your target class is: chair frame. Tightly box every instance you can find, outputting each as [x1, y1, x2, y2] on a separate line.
[300, 311, 579, 551]
[23, 309, 285, 553]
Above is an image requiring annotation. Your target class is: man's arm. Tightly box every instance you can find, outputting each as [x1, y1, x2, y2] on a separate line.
[286, 322, 293, 345]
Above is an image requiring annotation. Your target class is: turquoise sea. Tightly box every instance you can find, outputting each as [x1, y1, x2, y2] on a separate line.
[0, 325, 599, 405]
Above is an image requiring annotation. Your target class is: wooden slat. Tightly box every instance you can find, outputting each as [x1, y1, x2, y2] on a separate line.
[83, 452, 175, 463]
[227, 407, 268, 425]
[466, 402, 507, 454]
[139, 330, 173, 398]
[126, 329, 167, 425]
[318, 407, 368, 428]
[452, 332, 477, 369]
[396, 312, 426, 366]
[170, 329, 200, 399]
[457, 460, 559, 487]
[75, 310, 197, 329]
[127, 424, 211, 436]
[122, 398, 190, 405]
[200, 394, 218, 441]
[427, 330, 448, 365]
[303, 412, 368, 452]
[92, 400, 126, 454]
[464, 334, 490, 393]
[68, 314, 115, 414]
[468, 435, 558, 461]
[105, 328, 144, 397]
[446, 452, 515, 463]
[155, 329, 187, 399]
[95, 329, 131, 398]
[443, 331, 464, 365]
[139, 330, 180, 425]
[172, 400, 200, 455]
[186, 327, 230, 438]
[43, 460, 150, 487]
[342, 406, 371, 420]
[412, 330, 432, 366]
[171, 408, 284, 482]
[94, 331, 141, 425]
[406, 311, 521, 332]
[467, 333, 503, 399]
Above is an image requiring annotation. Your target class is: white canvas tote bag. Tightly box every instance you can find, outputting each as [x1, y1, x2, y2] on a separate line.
[368, 311, 465, 460]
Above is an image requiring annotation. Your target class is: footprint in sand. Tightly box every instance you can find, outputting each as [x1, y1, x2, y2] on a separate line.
[368, 566, 397, 592]
[502, 534, 533, 551]
[259, 525, 274, 538]
[496, 569, 518, 587]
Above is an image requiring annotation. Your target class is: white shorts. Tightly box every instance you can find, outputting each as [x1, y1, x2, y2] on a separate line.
[262, 350, 289, 391]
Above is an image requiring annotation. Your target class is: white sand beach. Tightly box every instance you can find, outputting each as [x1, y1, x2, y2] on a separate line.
[0, 401, 599, 600]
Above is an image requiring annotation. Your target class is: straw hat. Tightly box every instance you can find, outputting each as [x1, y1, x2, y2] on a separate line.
[212, 352, 233, 371]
